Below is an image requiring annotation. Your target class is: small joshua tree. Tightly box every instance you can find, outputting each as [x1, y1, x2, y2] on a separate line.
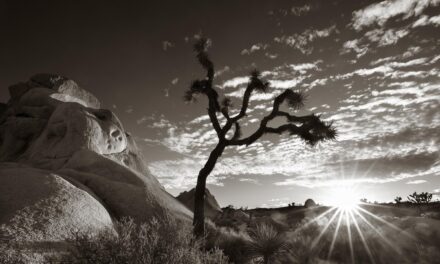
[248, 223, 287, 264]
[185, 38, 336, 237]
[394, 196, 402, 206]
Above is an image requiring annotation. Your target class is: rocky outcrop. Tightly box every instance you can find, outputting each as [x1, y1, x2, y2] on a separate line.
[177, 188, 222, 219]
[0, 74, 191, 260]
[304, 198, 317, 208]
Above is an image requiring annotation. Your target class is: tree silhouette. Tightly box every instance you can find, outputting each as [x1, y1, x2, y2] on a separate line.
[394, 196, 402, 205]
[407, 192, 432, 204]
[185, 38, 336, 237]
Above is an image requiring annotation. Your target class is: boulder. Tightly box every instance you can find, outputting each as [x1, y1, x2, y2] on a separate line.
[0, 74, 191, 262]
[29, 73, 100, 109]
[177, 188, 222, 219]
[304, 198, 316, 208]
[0, 163, 114, 242]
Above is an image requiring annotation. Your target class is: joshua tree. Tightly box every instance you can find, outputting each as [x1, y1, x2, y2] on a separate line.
[407, 192, 432, 204]
[394, 196, 402, 205]
[185, 38, 336, 236]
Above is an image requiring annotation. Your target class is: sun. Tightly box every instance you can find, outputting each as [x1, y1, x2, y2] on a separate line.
[326, 186, 360, 211]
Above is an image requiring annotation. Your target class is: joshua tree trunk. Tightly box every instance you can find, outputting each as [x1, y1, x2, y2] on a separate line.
[193, 142, 225, 237]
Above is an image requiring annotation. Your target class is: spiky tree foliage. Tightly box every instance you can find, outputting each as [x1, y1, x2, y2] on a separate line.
[247, 223, 287, 264]
[407, 192, 432, 204]
[185, 38, 336, 237]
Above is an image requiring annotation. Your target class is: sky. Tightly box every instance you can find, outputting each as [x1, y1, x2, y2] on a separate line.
[1, 0, 439, 208]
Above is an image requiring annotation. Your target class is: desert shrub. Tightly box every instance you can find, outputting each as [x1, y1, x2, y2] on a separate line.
[57, 215, 228, 264]
[205, 221, 252, 263]
[282, 223, 321, 264]
[247, 223, 288, 264]
[0, 242, 26, 264]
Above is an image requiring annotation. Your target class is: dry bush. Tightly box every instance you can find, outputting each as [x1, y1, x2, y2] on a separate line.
[0, 242, 26, 264]
[56, 215, 228, 264]
[205, 221, 252, 263]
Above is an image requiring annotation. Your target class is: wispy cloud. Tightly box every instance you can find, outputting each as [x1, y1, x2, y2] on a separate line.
[412, 14, 440, 27]
[351, 0, 440, 31]
[241, 43, 269, 55]
[406, 179, 428, 184]
[291, 4, 312, 16]
[162, 40, 174, 51]
[171, 78, 179, 85]
[274, 25, 337, 54]
[239, 178, 261, 185]
[222, 76, 249, 88]
[365, 28, 410, 46]
[340, 39, 369, 58]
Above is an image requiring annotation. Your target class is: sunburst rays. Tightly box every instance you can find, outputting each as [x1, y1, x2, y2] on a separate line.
[301, 203, 411, 263]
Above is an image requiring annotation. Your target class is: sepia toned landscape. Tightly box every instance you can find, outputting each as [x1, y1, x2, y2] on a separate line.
[1, 0, 439, 263]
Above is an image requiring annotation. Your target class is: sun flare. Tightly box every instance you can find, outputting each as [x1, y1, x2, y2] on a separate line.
[326, 186, 360, 211]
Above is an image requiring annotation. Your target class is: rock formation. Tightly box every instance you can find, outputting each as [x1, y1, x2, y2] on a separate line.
[304, 198, 317, 208]
[177, 188, 222, 219]
[0, 74, 191, 259]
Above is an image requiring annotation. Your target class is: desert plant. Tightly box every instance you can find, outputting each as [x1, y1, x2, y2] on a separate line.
[247, 223, 288, 264]
[395, 196, 402, 205]
[0, 241, 25, 264]
[57, 215, 228, 264]
[185, 37, 336, 236]
[206, 224, 252, 264]
[407, 192, 432, 204]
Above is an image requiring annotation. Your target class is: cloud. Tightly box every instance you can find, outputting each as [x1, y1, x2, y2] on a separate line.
[125, 106, 134, 113]
[269, 77, 305, 89]
[274, 25, 337, 54]
[149, 118, 174, 129]
[241, 43, 269, 55]
[309, 78, 328, 88]
[162, 40, 174, 51]
[148, 158, 226, 189]
[291, 4, 312, 16]
[275, 152, 439, 187]
[222, 76, 249, 88]
[336, 55, 435, 79]
[214, 66, 230, 77]
[365, 28, 410, 46]
[289, 61, 322, 73]
[351, 0, 440, 31]
[137, 116, 148, 125]
[144, 24, 440, 192]
[412, 14, 440, 27]
[406, 179, 428, 184]
[171, 78, 179, 85]
[340, 39, 369, 58]
[265, 52, 279, 59]
[239, 178, 261, 185]
[261, 197, 289, 208]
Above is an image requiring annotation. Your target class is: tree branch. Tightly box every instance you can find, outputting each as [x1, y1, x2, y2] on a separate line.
[188, 38, 225, 137]
[231, 70, 269, 123]
[226, 89, 335, 146]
